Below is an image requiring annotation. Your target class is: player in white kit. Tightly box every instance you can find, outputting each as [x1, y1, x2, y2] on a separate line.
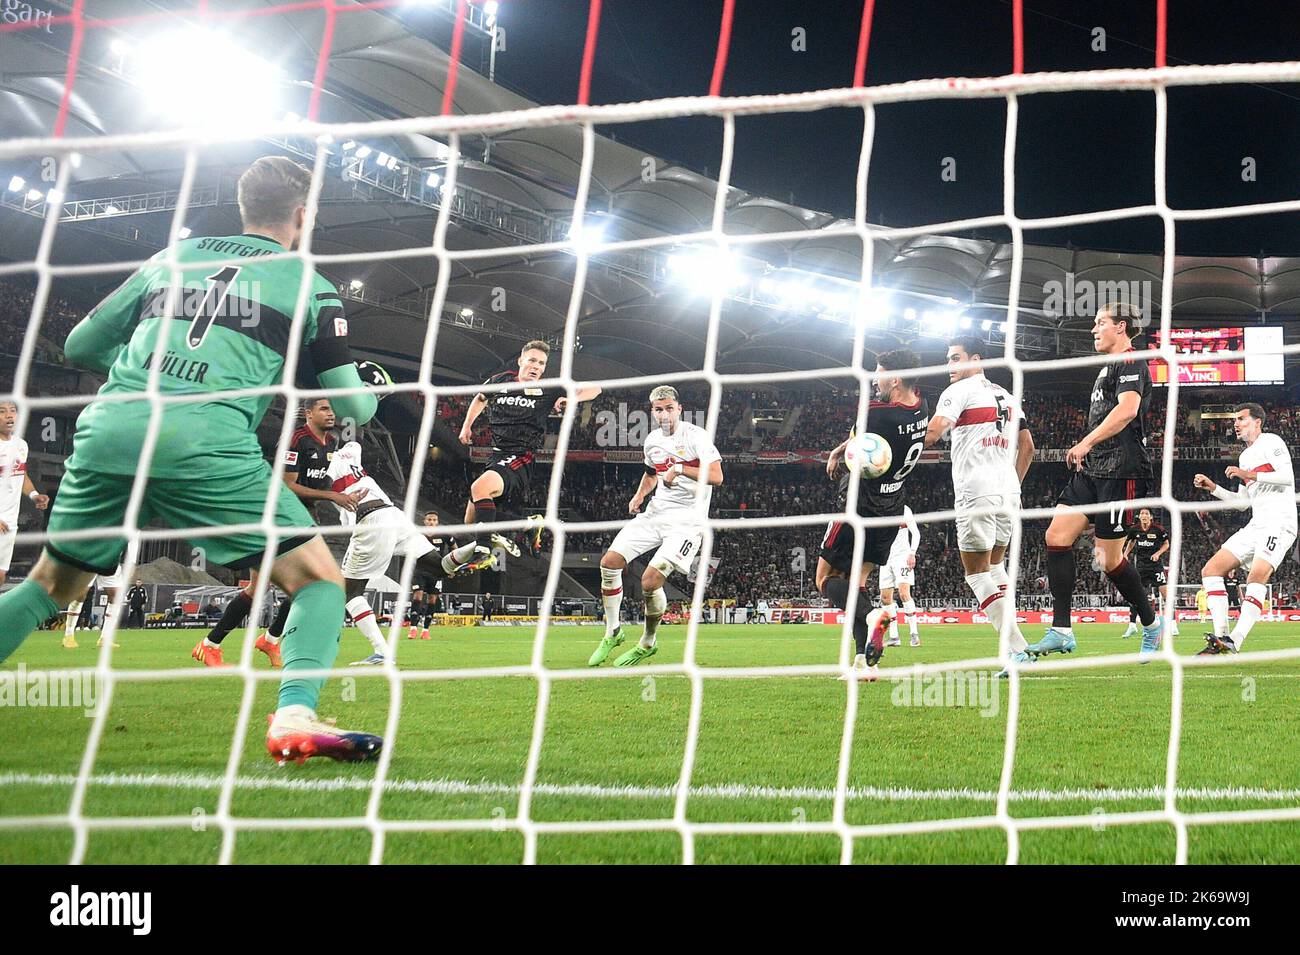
[0, 402, 49, 587]
[925, 338, 1036, 674]
[1193, 402, 1296, 654]
[63, 563, 125, 650]
[326, 440, 491, 665]
[588, 385, 723, 667]
[879, 505, 921, 647]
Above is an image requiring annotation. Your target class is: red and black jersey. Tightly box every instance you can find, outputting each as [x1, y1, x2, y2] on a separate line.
[1125, 522, 1169, 567]
[283, 426, 338, 491]
[838, 395, 931, 517]
[481, 370, 565, 453]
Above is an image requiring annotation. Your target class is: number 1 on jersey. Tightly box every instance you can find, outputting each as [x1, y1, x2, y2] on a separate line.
[187, 266, 241, 349]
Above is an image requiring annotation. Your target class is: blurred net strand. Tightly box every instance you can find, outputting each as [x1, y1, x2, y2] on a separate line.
[3, 0, 1297, 864]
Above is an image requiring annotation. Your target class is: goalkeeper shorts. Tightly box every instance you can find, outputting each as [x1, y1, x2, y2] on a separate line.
[45, 459, 316, 575]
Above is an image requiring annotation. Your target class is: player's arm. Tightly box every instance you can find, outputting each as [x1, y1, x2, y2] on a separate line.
[282, 468, 364, 510]
[308, 295, 376, 427]
[1066, 390, 1142, 469]
[21, 473, 48, 510]
[924, 415, 952, 448]
[64, 265, 156, 373]
[905, 508, 920, 568]
[1193, 472, 1246, 504]
[826, 434, 852, 477]
[628, 468, 657, 513]
[1015, 424, 1035, 481]
[554, 386, 602, 411]
[458, 393, 488, 445]
[668, 460, 723, 486]
[1227, 438, 1294, 486]
[1153, 539, 1170, 562]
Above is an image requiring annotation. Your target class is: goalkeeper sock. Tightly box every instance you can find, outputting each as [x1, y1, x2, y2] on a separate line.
[346, 596, 388, 656]
[64, 600, 83, 637]
[1203, 576, 1229, 637]
[207, 589, 252, 646]
[1230, 582, 1266, 650]
[0, 579, 61, 664]
[642, 587, 666, 648]
[1107, 559, 1154, 627]
[1046, 545, 1076, 631]
[471, 498, 497, 549]
[266, 597, 291, 643]
[276, 580, 346, 711]
[600, 566, 624, 636]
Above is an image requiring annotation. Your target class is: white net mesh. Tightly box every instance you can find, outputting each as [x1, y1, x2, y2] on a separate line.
[2, 0, 1299, 865]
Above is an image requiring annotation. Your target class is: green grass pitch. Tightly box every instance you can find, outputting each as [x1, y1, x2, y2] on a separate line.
[2, 621, 1297, 864]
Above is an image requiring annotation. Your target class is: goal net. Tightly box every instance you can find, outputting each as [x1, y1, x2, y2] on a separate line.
[2, 0, 1298, 866]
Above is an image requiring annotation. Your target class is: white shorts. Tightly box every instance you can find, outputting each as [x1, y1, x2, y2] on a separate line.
[0, 530, 14, 573]
[96, 564, 124, 590]
[608, 511, 702, 576]
[1223, 523, 1296, 571]
[879, 558, 913, 590]
[956, 492, 1018, 553]
[341, 507, 435, 580]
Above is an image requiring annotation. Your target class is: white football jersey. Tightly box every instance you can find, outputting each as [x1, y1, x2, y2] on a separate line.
[934, 373, 1023, 498]
[1229, 432, 1296, 530]
[890, 505, 920, 557]
[0, 435, 29, 526]
[643, 421, 721, 516]
[326, 441, 393, 526]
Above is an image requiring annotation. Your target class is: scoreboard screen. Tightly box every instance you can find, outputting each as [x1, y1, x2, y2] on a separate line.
[1148, 327, 1284, 386]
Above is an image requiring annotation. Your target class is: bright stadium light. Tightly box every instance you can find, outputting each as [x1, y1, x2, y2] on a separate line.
[355, 145, 372, 159]
[484, 0, 499, 25]
[45, 188, 62, 205]
[567, 219, 607, 253]
[667, 246, 747, 295]
[903, 307, 917, 321]
[459, 307, 474, 319]
[178, 226, 192, 238]
[349, 279, 364, 292]
[342, 140, 357, 151]
[25, 188, 43, 202]
[128, 30, 284, 127]
[959, 316, 972, 329]
[377, 152, 391, 167]
[426, 171, 441, 188]
[982, 319, 993, 330]
[104, 204, 120, 214]
[7, 176, 24, 192]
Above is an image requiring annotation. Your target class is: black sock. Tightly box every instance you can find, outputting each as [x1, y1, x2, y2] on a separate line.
[268, 597, 292, 638]
[852, 613, 871, 657]
[823, 578, 873, 655]
[1130, 605, 1139, 623]
[823, 576, 851, 613]
[1047, 545, 1076, 630]
[471, 498, 497, 548]
[207, 590, 252, 646]
[1107, 558, 1155, 627]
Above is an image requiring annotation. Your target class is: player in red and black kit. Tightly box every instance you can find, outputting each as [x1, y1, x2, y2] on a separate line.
[193, 397, 365, 667]
[1122, 507, 1178, 638]
[819, 348, 930, 675]
[457, 340, 600, 558]
[1030, 303, 1162, 659]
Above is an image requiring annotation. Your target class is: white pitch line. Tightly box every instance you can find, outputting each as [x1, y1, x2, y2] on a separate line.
[2, 772, 1299, 805]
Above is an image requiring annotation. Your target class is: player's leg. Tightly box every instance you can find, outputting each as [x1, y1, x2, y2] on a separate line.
[338, 512, 404, 665]
[898, 580, 920, 646]
[614, 523, 698, 667]
[1029, 493, 1091, 655]
[1218, 527, 1292, 653]
[879, 579, 899, 646]
[0, 551, 95, 662]
[62, 582, 91, 649]
[342, 575, 389, 665]
[467, 466, 507, 550]
[1160, 578, 1179, 636]
[1200, 531, 1248, 652]
[591, 517, 657, 665]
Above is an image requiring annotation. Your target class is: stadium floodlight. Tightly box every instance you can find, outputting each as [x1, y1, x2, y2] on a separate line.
[426, 171, 441, 188]
[6, 176, 24, 193]
[126, 29, 284, 128]
[960, 316, 973, 329]
[459, 307, 474, 319]
[667, 246, 747, 295]
[355, 145, 372, 160]
[567, 219, 607, 254]
[349, 279, 364, 292]
[981, 319, 993, 330]
[45, 189, 62, 205]
[377, 152, 392, 167]
[342, 140, 357, 151]
[484, 0, 499, 25]
[903, 307, 917, 321]
[25, 188, 43, 202]
[177, 227, 192, 239]
[104, 204, 120, 214]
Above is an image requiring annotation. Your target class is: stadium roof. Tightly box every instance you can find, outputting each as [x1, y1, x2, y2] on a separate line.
[1, 0, 1295, 387]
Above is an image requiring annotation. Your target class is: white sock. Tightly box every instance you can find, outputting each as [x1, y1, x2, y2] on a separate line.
[1204, 576, 1229, 637]
[902, 600, 918, 636]
[967, 572, 1026, 652]
[64, 601, 82, 636]
[888, 613, 899, 641]
[442, 541, 478, 574]
[1230, 582, 1266, 650]
[642, 587, 666, 648]
[203, 637, 220, 649]
[346, 596, 388, 656]
[600, 566, 624, 637]
[270, 703, 315, 731]
[988, 562, 1010, 597]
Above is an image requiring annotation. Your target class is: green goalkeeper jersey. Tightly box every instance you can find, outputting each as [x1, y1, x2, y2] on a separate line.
[63, 233, 375, 478]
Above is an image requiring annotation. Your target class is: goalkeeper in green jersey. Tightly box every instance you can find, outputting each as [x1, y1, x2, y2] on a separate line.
[0, 157, 383, 764]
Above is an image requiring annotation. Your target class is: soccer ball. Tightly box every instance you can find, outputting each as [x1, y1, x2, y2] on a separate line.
[843, 432, 892, 478]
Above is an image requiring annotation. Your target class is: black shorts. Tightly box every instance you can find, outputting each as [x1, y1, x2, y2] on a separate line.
[1139, 565, 1167, 587]
[479, 450, 535, 508]
[819, 518, 894, 574]
[1057, 473, 1149, 540]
